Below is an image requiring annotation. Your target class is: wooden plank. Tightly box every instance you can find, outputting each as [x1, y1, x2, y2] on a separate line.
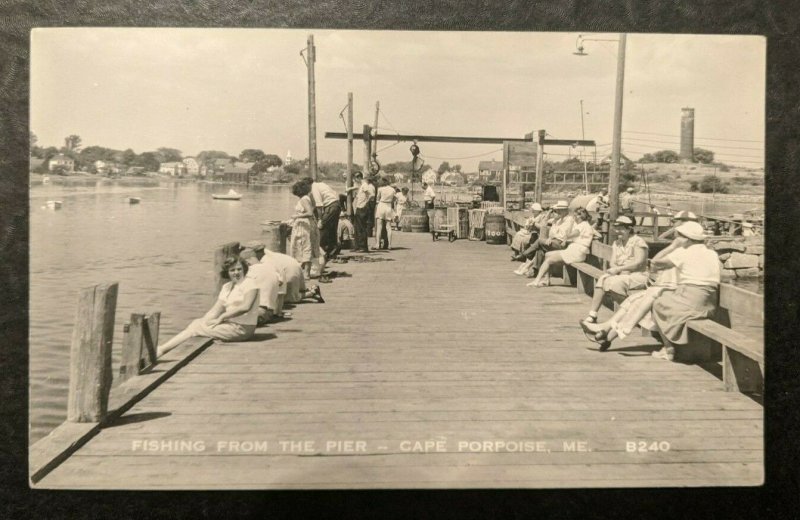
[719, 284, 763, 320]
[34, 231, 763, 489]
[688, 320, 763, 363]
[67, 283, 118, 423]
[30, 336, 214, 484]
[723, 346, 764, 394]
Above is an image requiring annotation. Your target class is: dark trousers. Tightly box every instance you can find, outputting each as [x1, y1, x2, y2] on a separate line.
[522, 238, 564, 268]
[319, 201, 341, 258]
[354, 206, 370, 250]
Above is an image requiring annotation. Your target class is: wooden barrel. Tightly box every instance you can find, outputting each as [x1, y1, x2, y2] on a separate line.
[484, 214, 507, 244]
[401, 207, 429, 233]
[261, 220, 287, 253]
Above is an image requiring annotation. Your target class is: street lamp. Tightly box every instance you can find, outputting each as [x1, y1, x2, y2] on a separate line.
[573, 33, 627, 223]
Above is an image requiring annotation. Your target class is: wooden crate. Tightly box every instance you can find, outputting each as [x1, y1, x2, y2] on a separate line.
[447, 207, 469, 239]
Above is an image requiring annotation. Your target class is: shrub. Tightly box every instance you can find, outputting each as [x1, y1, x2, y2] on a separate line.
[689, 181, 699, 192]
[699, 175, 728, 194]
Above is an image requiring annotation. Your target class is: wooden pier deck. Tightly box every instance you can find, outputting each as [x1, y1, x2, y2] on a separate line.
[33, 232, 763, 489]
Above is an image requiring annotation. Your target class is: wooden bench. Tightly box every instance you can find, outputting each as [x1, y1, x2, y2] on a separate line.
[565, 240, 764, 395]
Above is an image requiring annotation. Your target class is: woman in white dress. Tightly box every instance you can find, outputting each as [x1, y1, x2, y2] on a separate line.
[528, 207, 596, 287]
[156, 256, 259, 356]
[288, 181, 319, 278]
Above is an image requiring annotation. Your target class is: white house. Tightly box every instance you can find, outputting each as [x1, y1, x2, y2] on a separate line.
[421, 168, 437, 185]
[477, 160, 503, 181]
[182, 157, 200, 176]
[159, 161, 186, 176]
[49, 153, 74, 172]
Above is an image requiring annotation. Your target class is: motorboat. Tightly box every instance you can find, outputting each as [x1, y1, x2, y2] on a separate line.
[212, 189, 242, 201]
[45, 200, 62, 210]
[127, 197, 141, 204]
[42, 175, 51, 183]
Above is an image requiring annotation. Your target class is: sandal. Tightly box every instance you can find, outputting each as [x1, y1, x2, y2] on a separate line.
[598, 339, 612, 352]
[579, 319, 604, 342]
[651, 348, 674, 361]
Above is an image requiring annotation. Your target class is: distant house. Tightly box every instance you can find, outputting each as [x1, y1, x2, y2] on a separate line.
[159, 161, 186, 176]
[182, 157, 200, 176]
[440, 171, 464, 186]
[600, 153, 634, 167]
[223, 162, 253, 184]
[421, 168, 437, 185]
[49, 154, 74, 172]
[477, 160, 503, 181]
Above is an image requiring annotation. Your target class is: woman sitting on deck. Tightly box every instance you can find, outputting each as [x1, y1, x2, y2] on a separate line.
[527, 207, 597, 287]
[648, 221, 721, 361]
[582, 215, 649, 324]
[156, 256, 259, 356]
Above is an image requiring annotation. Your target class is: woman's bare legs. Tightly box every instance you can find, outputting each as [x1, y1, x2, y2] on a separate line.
[528, 251, 563, 287]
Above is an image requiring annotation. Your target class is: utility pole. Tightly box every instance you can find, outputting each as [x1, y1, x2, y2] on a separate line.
[363, 125, 371, 176]
[580, 99, 589, 193]
[372, 101, 380, 172]
[306, 34, 318, 181]
[534, 129, 545, 204]
[608, 33, 627, 223]
[346, 92, 354, 216]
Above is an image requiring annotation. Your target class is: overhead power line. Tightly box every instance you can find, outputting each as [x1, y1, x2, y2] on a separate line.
[624, 130, 763, 143]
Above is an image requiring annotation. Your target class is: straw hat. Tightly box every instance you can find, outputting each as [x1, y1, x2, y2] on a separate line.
[673, 210, 698, 221]
[530, 202, 543, 211]
[243, 240, 265, 251]
[552, 200, 569, 210]
[613, 215, 635, 227]
[626, 187, 634, 192]
[675, 221, 706, 241]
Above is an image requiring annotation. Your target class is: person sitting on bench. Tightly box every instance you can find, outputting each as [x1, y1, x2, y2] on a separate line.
[513, 200, 572, 277]
[582, 215, 649, 324]
[579, 247, 678, 352]
[649, 221, 721, 361]
[527, 207, 597, 287]
[510, 203, 544, 258]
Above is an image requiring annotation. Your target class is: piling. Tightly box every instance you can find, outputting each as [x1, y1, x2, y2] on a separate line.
[67, 283, 118, 423]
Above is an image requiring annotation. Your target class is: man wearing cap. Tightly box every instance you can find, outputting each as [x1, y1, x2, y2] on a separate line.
[620, 187, 635, 216]
[649, 221, 721, 361]
[582, 215, 649, 324]
[514, 200, 573, 276]
[305, 177, 342, 273]
[345, 171, 375, 252]
[657, 210, 699, 240]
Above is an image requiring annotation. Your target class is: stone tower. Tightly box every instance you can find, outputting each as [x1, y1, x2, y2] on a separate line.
[679, 107, 695, 163]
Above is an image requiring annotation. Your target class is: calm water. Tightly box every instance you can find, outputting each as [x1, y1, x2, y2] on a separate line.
[29, 181, 763, 443]
[29, 181, 299, 443]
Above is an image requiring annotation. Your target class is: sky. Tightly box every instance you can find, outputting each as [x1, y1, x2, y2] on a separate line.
[31, 29, 765, 171]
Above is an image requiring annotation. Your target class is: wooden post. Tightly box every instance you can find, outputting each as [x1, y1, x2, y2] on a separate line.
[346, 92, 354, 216]
[307, 34, 318, 181]
[213, 241, 241, 302]
[373, 101, 380, 170]
[142, 311, 160, 369]
[534, 130, 545, 204]
[502, 141, 509, 210]
[119, 313, 145, 383]
[363, 124, 371, 175]
[67, 283, 118, 423]
[608, 33, 627, 223]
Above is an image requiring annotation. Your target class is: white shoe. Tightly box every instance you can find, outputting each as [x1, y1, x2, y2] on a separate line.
[513, 268, 525, 275]
[651, 348, 674, 361]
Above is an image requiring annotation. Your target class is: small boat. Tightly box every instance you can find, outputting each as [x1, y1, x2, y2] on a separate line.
[42, 176, 51, 183]
[127, 197, 141, 204]
[212, 189, 242, 201]
[45, 200, 62, 210]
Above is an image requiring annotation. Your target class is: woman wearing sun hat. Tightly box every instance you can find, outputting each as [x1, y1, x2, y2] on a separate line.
[648, 220, 721, 361]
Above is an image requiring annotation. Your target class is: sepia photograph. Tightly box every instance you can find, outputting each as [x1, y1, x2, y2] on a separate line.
[28, 28, 765, 489]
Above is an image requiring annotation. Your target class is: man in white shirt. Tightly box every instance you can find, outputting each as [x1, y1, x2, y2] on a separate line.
[305, 178, 341, 275]
[513, 200, 574, 276]
[422, 182, 436, 209]
[345, 171, 375, 252]
[585, 188, 609, 213]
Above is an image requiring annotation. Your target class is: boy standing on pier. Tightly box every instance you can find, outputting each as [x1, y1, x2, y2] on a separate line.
[305, 178, 341, 274]
[346, 171, 375, 252]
